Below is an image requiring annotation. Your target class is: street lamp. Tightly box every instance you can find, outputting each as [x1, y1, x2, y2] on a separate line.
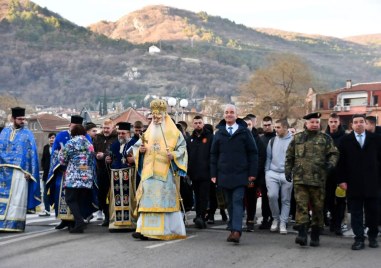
[179, 99, 188, 121]
[167, 97, 177, 113]
[167, 97, 188, 122]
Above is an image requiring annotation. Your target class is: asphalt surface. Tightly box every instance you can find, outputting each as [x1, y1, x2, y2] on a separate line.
[0, 211, 380, 268]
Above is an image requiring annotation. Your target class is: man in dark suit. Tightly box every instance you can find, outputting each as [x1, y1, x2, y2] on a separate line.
[39, 132, 56, 216]
[211, 104, 258, 244]
[337, 114, 381, 250]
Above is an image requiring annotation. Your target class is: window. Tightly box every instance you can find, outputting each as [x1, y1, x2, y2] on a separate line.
[319, 99, 324, 109]
[329, 98, 335, 109]
[373, 96, 378, 106]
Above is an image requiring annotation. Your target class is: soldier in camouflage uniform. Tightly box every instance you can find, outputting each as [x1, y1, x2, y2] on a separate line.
[285, 112, 339, 247]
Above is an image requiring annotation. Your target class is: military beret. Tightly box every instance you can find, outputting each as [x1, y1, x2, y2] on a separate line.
[303, 112, 321, 120]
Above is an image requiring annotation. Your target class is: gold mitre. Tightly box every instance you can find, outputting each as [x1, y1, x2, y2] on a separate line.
[150, 99, 167, 114]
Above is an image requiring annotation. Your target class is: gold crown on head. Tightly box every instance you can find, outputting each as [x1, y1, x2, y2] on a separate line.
[150, 99, 167, 114]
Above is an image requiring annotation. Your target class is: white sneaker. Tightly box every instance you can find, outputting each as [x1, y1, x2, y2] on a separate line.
[270, 220, 279, 232]
[279, 222, 287, 234]
[38, 210, 50, 217]
[96, 210, 103, 220]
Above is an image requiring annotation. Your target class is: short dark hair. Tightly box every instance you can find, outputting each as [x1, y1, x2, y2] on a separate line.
[193, 115, 203, 120]
[242, 116, 251, 121]
[178, 121, 188, 130]
[329, 112, 340, 119]
[176, 123, 183, 133]
[275, 119, 289, 128]
[262, 116, 273, 122]
[134, 121, 143, 128]
[85, 122, 97, 131]
[204, 124, 213, 133]
[48, 132, 56, 138]
[352, 114, 366, 122]
[246, 114, 256, 119]
[365, 116, 377, 124]
[71, 124, 86, 137]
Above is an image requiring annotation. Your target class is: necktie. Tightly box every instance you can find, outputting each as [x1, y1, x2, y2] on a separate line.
[228, 126, 233, 136]
[357, 134, 363, 148]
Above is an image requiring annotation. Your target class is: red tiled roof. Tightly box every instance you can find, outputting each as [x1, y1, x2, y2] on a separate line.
[320, 82, 381, 95]
[30, 114, 69, 131]
[110, 108, 148, 125]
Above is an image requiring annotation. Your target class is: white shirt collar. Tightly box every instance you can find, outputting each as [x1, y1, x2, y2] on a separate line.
[226, 122, 239, 134]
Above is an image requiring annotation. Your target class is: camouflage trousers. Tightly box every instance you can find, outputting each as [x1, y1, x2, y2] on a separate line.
[294, 184, 325, 228]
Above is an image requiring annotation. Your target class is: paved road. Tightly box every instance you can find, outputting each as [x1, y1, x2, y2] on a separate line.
[0, 212, 380, 268]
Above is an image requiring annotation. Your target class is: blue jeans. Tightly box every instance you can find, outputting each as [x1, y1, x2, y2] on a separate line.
[223, 186, 245, 233]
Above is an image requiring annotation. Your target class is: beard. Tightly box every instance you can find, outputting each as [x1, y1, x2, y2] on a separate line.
[118, 138, 126, 144]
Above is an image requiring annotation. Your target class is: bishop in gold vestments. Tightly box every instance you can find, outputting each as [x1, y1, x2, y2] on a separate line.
[133, 99, 187, 240]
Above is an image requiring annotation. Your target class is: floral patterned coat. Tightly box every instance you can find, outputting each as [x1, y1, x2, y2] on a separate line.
[59, 135, 95, 189]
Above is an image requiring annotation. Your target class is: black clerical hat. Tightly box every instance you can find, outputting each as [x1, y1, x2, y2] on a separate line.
[71, 115, 84, 124]
[303, 112, 321, 120]
[11, 107, 25, 118]
[116, 122, 131, 131]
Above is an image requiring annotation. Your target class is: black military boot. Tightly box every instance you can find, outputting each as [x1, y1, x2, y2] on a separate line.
[295, 224, 308, 246]
[310, 227, 320, 247]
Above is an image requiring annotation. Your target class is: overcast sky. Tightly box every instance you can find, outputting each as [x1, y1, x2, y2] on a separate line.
[33, 0, 381, 38]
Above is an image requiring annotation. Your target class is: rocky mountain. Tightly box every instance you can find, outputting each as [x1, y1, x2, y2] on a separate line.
[344, 33, 381, 46]
[1, 0, 381, 110]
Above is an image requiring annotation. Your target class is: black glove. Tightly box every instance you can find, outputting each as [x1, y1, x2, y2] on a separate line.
[285, 173, 292, 182]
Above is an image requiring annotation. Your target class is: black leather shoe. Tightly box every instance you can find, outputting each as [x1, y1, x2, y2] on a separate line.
[220, 210, 228, 222]
[351, 241, 365, 250]
[55, 220, 69, 230]
[69, 222, 86, 234]
[259, 220, 272, 230]
[335, 228, 343, 236]
[369, 240, 379, 248]
[132, 232, 148, 240]
[195, 217, 206, 229]
[207, 215, 215, 224]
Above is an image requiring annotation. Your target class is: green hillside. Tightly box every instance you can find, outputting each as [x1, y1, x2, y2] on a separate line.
[1, 0, 381, 109]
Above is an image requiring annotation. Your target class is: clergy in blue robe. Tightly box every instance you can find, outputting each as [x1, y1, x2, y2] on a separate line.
[47, 115, 97, 230]
[0, 107, 40, 232]
[107, 122, 138, 230]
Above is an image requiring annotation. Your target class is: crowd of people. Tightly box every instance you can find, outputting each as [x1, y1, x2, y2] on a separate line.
[0, 103, 380, 251]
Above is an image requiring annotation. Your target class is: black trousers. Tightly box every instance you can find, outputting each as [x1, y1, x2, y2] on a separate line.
[333, 197, 346, 230]
[97, 169, 110, 218]
[261, 185, 273, 221]
[65, 188, 91, 225]
[192, 180, 210, 219]
[348, 197, 379, 242]
[324, 177, 337, 223]
[208, 183, 218, 215]
[289, 188, 296, 219]
[245, 186, 258, 223]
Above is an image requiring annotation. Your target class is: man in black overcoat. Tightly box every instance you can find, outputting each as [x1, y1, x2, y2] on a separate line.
[337, 114, 381, 250]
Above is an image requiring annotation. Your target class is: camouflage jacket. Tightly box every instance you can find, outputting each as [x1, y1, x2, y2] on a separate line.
[285, 130, 339, 187]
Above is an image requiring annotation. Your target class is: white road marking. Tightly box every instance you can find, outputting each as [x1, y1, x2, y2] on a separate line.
[145, 235, 197, 249]
[26, 217, 58, 224]
[0, 228, 56, 246]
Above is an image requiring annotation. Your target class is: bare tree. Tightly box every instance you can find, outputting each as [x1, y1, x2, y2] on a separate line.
[239, 53, 313, 120]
